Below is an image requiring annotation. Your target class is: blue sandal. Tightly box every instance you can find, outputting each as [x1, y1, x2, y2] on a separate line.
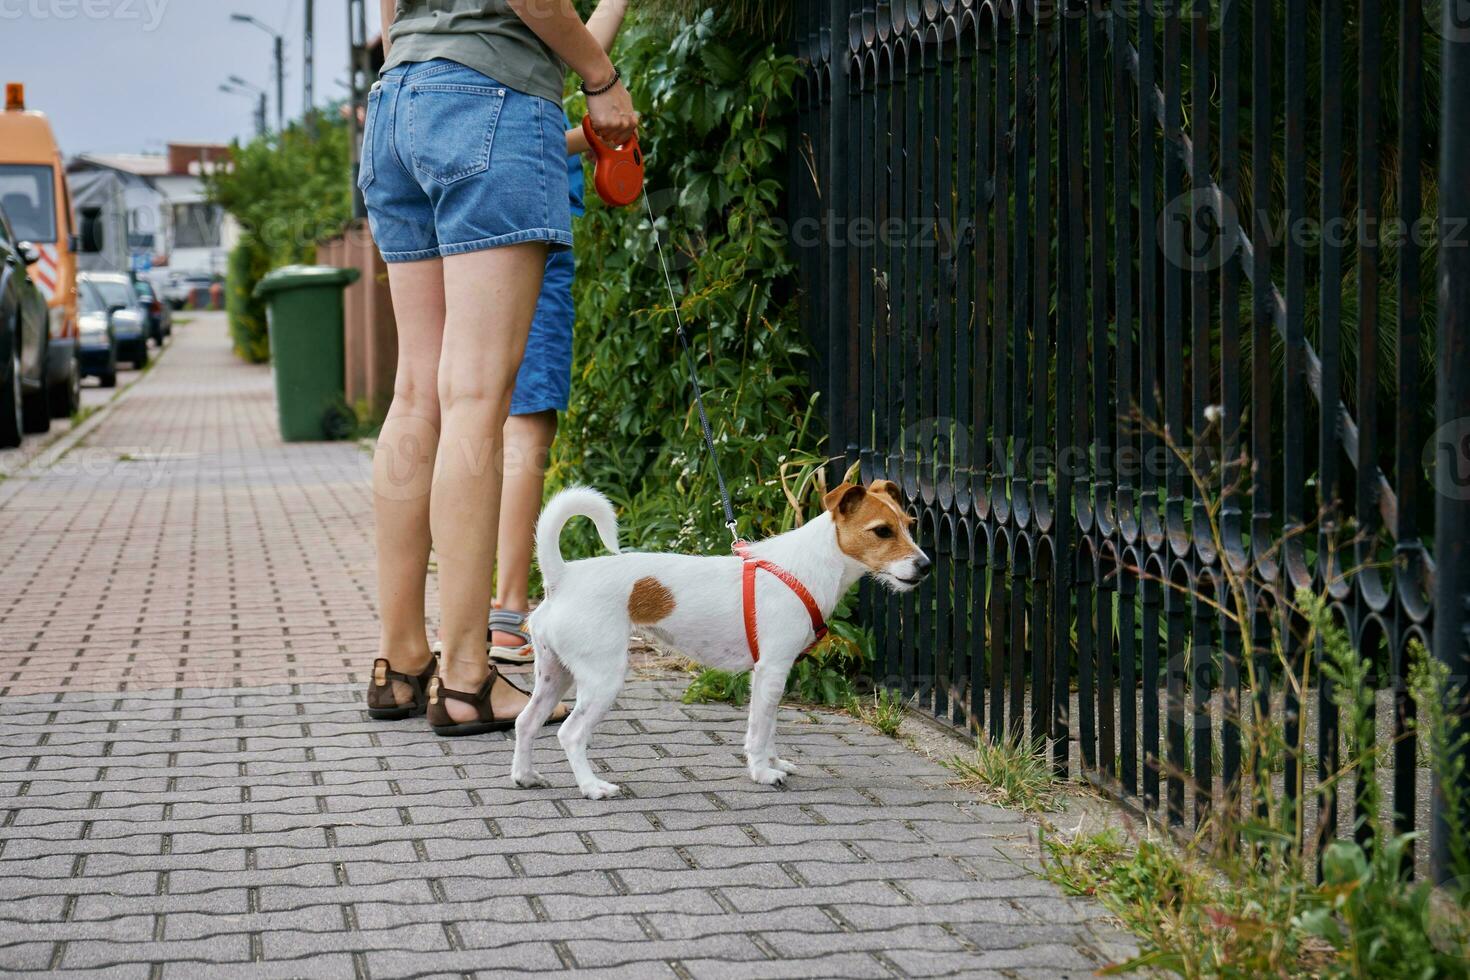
[488, 608, 534, 665]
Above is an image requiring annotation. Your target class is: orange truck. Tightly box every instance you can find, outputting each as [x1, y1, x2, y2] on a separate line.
[1, 82, 92, 427]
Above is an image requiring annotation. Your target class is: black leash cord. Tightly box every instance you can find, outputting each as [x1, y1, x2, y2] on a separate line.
[642, 192, 739, 540]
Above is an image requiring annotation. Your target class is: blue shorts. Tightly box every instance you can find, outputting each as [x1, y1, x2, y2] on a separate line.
[511, 248, 574, 415]
[359, 59, 573, 262]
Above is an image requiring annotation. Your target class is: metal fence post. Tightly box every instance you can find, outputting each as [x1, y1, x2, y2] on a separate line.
[826, 0, 851, 485]
[1433, 13, 1470, 887]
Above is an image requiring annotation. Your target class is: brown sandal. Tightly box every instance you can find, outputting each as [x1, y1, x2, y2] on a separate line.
[366, 656, 438, 720]
[428, 666, 570, 737]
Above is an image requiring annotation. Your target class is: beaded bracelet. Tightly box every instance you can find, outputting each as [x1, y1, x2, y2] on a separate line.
[581, 65, 621, 97]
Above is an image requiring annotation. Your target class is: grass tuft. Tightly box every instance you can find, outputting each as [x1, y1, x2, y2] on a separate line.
[1038, 822, 1324, 977]
[848, 688, 908, 738]
[681, 668, 750, 707]
[944, 735, 1063, 814]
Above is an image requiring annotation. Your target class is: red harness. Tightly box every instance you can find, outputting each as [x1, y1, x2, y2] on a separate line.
[733, 541, 828, 664]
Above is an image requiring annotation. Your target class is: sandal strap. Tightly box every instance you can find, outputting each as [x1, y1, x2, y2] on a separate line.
[372, 656, 436, 689]
[427, 668, 500, 722]
[367, 655, 438, 714]
[487, 609, 531, 643]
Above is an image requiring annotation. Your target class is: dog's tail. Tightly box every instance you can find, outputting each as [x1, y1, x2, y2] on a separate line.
[536, 486, 620, 594]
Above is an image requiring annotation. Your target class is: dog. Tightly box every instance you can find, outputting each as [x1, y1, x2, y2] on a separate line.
[510, 480, 932, 799]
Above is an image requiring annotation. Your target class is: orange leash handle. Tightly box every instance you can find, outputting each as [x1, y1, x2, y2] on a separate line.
[581, 115, 644, 208]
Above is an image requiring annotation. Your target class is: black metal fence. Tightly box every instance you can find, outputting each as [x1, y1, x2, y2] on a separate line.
[789, 0, 1470, 880]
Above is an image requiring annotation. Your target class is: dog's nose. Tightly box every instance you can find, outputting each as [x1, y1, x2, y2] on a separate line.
[914, 553, 933, 577]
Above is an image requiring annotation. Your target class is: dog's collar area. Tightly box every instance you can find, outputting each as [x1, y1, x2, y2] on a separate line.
[733, 540, 828, 664]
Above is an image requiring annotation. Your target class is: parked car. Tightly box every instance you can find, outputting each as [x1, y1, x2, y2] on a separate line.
[80, 273, 147, 370]
[132, 276, 171, 345]
[76, 272, 149, 385]
[75, 275, 117, 387]
[163, 271, 215, 310]
[0, 201, 50, 447]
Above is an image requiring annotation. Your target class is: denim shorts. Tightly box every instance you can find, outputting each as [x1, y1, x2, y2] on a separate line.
[359, 59, 573, 262]
[511, 249, 574, 415]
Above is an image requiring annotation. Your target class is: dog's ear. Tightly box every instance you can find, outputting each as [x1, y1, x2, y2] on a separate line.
[867, 479, 903, 507]
[823, 482, 867, 517]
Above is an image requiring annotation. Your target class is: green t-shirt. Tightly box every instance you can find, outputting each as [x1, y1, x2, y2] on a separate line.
[382, 1, 565, 105]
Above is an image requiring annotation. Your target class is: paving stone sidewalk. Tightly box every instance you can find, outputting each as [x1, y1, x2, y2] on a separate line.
[0, 315, 1136, 978]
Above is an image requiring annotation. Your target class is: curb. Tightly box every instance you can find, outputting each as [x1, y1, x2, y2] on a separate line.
[900, 698, 979, 751]
[0, 336, 174, 485]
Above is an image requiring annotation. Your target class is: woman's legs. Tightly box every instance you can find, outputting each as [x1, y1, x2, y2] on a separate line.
[374, 258, 446, 701]
[434, 242, 550, 722]
[492, 409, 559, 647]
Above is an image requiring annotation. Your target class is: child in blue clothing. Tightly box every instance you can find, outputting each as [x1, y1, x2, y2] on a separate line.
[485, 0, 631, 662]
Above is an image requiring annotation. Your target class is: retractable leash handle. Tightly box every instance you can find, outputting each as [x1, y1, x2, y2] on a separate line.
[581, 115, 644, 208]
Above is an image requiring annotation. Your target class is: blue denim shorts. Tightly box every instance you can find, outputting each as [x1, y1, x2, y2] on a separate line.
[359, 59, 573, 262]
[511, 249, 574, 415]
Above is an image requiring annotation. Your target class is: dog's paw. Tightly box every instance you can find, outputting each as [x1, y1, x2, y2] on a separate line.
[772, 757, 798, 774]
[512, 769, 550, 789]
[579, 779, 622, 800]
[749, 766, 788, 787]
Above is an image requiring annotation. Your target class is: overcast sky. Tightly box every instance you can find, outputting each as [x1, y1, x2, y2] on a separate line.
[3, 0, 383, 156]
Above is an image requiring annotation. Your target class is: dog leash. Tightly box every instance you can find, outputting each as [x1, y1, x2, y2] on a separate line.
[586, 121, 827, 661]
[639, 190, 831, 659]
[583, 116, 739, 541]
[642, 192, 741, 542]
[643, 191, 740, 541]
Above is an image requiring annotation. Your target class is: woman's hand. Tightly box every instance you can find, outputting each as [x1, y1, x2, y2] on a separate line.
[585, 76, 638, 147]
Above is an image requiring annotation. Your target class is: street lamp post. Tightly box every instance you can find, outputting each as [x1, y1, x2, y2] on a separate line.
[219, 83, 266, 139]
[226, 76, 268, 139]
[347, 0, 370, 218]
[303, 0, 315, 136]
[230, 13, 284, 133]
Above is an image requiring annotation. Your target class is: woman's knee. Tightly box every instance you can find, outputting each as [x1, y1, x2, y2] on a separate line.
[390, 367, 442, 424]
[437, 357, 519, 414]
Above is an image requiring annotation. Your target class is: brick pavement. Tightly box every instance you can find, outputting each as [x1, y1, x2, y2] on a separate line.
[0, 314, 1136, 978]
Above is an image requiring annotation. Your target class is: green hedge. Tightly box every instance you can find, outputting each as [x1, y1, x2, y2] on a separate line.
[224, 236, 271, 364]
[207, 114, 351, 363]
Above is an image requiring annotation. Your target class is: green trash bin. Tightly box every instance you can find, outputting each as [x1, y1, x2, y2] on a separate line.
[254, 265, 361, 442]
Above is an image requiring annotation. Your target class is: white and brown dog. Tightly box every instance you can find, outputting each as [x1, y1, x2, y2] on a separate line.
[511, 480, 931, 800]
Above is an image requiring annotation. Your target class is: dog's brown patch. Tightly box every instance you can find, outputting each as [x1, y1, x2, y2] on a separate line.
[825, 480, 924, 570]
[628, 576, 676, 624]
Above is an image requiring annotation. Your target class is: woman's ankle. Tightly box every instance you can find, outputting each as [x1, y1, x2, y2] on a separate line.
[495, 592, 531, 614]
[379, 636, 433, 670]
[438, 647, 489, 690]
[436, 651, 495, 723]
